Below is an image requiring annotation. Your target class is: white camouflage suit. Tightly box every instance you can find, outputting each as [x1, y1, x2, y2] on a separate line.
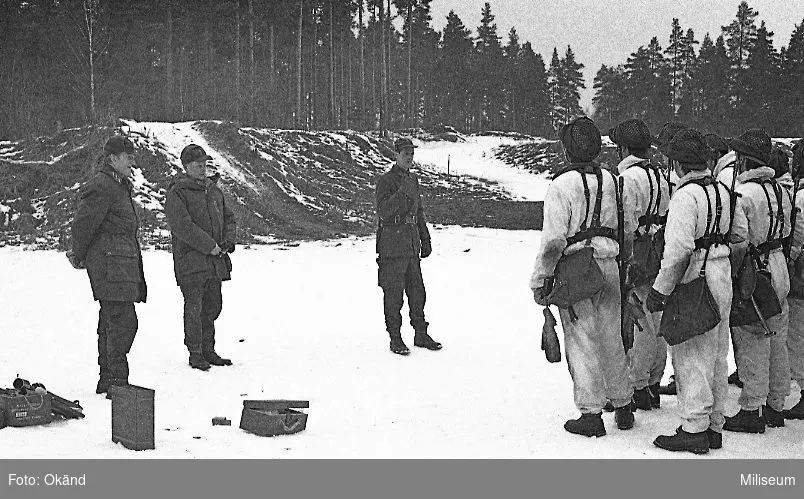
[788, 188, 804, 393]
[618, 155, 671, 391]
[653, 169, 747, 434]
[530, 165, 632, 414]
[731, 167, 794, 413]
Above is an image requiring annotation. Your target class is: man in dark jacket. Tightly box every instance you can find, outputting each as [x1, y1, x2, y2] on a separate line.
[68, 136, 147, 394]
[375, 137, 441, 355]
[165, 144, 237, 371]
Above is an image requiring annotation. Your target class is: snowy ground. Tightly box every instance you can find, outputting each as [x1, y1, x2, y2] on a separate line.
[1, 230, 802, 459]
[2, 134, 801, 459]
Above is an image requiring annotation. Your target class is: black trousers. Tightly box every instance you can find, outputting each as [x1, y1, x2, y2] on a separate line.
[97, 301, 138, 382]
[180, 279, 223, 354]
[378, 256, 428, 334]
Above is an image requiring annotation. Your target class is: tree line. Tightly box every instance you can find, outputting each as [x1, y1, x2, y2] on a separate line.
[0, 0, 584, 139]
[593, 1, 804, 137]
[1, 1, 800, 141]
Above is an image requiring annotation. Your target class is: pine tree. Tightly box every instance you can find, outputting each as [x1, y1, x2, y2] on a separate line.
[744, 21, 779, 131]
[475, 2, 504, 130]
[559, 45, 585, 123]
[547, 47, 562, 131]
[592, 64, 628, 132]
[665, 18, 684, 116]
[437, 10, 473, 129]
[722, 1, 759, 117]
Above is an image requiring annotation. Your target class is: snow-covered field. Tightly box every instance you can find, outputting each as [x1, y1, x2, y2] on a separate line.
[1, 134, 801, 459]
[1, 228, 802, 459]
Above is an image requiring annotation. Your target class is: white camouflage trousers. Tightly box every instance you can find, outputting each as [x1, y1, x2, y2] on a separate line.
[733, 299, 791, 412]
[788, 298, 804, 388]
[669, 258, 731, 434]
[559, 258, 632, 414]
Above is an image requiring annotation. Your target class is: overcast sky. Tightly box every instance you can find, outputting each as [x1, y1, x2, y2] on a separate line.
[428, 0, 802, 112]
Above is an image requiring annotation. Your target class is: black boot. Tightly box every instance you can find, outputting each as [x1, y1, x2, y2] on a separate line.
[782, 390, 804, 420]
[413, 331, 442, 350]
[615, 405, 634, 430]
[389, 332, 410, 355]
[659, 375, 676, 395]
[104, 378, 129, 400]
[96, 377, 112, 395]
[727, 370, 743, 388]
[564, 413, 606, 437]
[706, 428, 722, 450]
[189, 352, 211, 371]
[762, 405, 785, 428]
[653, 427, 709, 454]
[649, 382, 661, 409]
[603, 401, 615, 412]
[723, 409, 765, 434]
[631, 388, 652, 411]
[204, 351, 232, 366]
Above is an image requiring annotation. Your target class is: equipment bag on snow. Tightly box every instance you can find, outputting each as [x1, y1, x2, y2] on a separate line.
[659, 178, 723, 346]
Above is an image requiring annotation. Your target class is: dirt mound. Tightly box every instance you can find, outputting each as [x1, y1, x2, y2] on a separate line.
[0, 121, 542, 249]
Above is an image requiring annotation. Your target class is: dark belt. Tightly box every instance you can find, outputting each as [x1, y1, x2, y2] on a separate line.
[694, 234, 728, 250]
[757, 238, 783, 256]
[383, 214, 417, 225]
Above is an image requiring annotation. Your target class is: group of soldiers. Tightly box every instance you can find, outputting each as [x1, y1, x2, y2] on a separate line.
[530, 116, 804, 454]
[67, 137, 237, 396]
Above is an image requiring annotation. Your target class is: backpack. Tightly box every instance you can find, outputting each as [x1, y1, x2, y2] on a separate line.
[545, 164, 620, 322]
[630, 162, 667, 287]
[659, 177, 724, 345]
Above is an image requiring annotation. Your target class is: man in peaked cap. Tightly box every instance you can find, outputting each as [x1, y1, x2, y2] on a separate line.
[165, 144, 237, 371]
[375, 137, 440, 355]
[69, 135, 147, 394]
[531, 116, 635, 437]
[649, 128, 746, 453]
[610, 118, 671, 412]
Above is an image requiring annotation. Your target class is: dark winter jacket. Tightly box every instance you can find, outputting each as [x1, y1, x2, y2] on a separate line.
[71, 163, 147, 303]
[375, 164, 430, 257]
[165, 173, 236, 286]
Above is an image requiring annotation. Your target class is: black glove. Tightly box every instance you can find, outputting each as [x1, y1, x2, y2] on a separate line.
[532, 277, 554, 306]
[220, 240, 236, 254]
[645, 288, 668, 313]
[66, 250, 85, 270]
[420, 240, 432, 258]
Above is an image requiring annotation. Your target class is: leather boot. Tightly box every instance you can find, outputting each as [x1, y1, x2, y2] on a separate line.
[659, 375, 676, 395]
[631, 387, 652, 411]
[204, 350, 232, 366]
[104, 378, 129, 400]
[189, 352, 211, 371]
[615, 405, 635, 430]
[762, 405, 785, 428]
[706, 428, 722, 450]
[564, 413, 606, 437]
[723, 409, 765, 434]
[96, 377, 112, 395]
[653, 426, 709, 454]
[413, 331, 442, 350]
[782, 390, 804, 420]
[389, 331, 409, 355]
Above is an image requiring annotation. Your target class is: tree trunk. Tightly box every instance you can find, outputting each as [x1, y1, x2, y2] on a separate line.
[311, 4, 318, 129]
[345, 2, 351, 129]
[249, 0, 255, 124]
[371, 3, 376, 127]
[379, 0, 387, 131]
[359, 1, 365, 125]
[296, 0, 303, 128]
[406, 1, 412, 127]
[329, 0, 335, 127]
[235, 1, 241, 123]
[269, 21, 275, 123]
[166, 0, 173, 120]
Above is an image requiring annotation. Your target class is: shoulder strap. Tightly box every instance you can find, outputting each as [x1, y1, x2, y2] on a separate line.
[590, 167, 604, 228]
[579, 170, 591, 231]
[758, 181, 775, 243]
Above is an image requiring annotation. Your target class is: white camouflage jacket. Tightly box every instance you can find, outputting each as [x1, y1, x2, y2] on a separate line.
[530, 164, 620, 290]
